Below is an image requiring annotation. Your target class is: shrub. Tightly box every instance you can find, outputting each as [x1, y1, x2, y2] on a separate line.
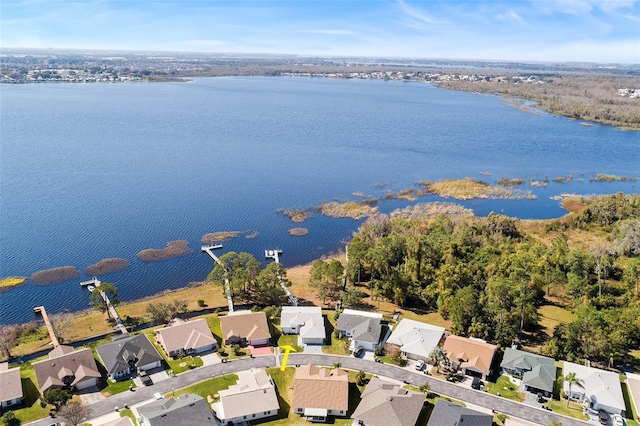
[2, 411, 19, 426]
[197, 299, 206, 307]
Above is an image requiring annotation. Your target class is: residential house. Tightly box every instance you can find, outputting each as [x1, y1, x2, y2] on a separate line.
[33, 345, 101, 394]
[500, 348, 556, 397]
[155, 318, 218, 358]
[292, 364, 349, 422]
[137, 393, 214, 426]
[99, 418, 134, 426]
[351, 377, 424, 426]
[0, 362, 23, 409]
[336, 309, 383, 351]
[426, 399, 493, 426]
[211, 368, 279, 425]
[219, 311, 271, 346]
[280, 306, 325, 345]
[96, 334, 163, 381]
[386, 318, 445, 362]
[442, 335, 496, 380]
[563, 361, 625, 415]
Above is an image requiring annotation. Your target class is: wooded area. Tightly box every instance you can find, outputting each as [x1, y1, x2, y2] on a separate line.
[335, 193, 640, 366]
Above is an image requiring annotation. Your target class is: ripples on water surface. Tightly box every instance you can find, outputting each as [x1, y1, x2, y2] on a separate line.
[1, 77, 638, 324]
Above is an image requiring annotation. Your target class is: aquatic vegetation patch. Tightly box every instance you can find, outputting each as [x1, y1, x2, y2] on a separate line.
[590, 173, 638, 182]
[421, 178, 536, 200]
[288, 227, 309, 236]
[315, 201, 379, 219]
[245, 231, 259, 239]
[0, 276, 28, 289]
[529, 178, 549, 187]
[137, 240, 193, 261]
[31, 266, 80, 285]
[497, 176, 524, 187]
[553, 174, 574, 183]
[390, 202, 474, 220]
[383, 186, 430, 201]
[85, 258, 131, 276]
[277, 208, 313, 223]
[201, 231, 244, 244]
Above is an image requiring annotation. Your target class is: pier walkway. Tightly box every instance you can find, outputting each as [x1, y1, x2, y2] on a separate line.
[201, 244, 234, 312]
[265, 249, 298, 306]
[81, 278, 128, 335]
[33, 306, 60, 347]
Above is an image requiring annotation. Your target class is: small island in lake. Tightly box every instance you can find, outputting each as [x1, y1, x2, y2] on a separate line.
[277, 208, 313, 223]
[201, 231, 244, 244]
[85, 258, 131, 276]
[288, 227, 309, 236]
[0, 276, 28, 290]
[31, 266, 80, 285]
[315, 201, 379, 219]
[137, 240, 193, 261]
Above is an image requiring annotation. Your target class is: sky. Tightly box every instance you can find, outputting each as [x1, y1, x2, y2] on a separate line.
[1, 0, 639, 64]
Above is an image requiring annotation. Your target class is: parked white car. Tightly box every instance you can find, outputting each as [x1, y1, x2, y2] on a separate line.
[612, 413, 625, 426]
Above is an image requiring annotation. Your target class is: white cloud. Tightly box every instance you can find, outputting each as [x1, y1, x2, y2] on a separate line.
[302, 29, 355, 35]
[496, 11, 525, 23]
[396, 0, 448, 29]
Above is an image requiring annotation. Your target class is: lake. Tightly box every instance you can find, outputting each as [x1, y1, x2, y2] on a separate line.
[1, 77, 638, 324]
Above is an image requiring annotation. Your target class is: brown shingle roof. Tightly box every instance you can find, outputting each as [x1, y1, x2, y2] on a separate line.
[292, 365, 349, 411]
[0, 362, 22, 403]
[219, 311, 271, 343]
[33, 346, 101, 394]
[156, 318, 217, 354]
[442, 335, 496, 376]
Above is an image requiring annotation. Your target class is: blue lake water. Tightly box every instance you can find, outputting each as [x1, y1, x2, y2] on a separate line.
[1, 77, 638, 324]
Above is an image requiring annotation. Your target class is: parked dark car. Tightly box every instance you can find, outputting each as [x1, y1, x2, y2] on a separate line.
[471, 376, 483, 390]
[536, 392, 546, 403]
[353, 346, 364, 357]
[139, 370, 153, 386]
[598, 410, 609, 425]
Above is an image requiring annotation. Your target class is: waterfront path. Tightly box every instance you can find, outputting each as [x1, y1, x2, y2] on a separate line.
[28, 352, 589, 426]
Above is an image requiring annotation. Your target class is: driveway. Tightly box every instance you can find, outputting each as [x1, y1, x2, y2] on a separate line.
[302, 344, 323, 354]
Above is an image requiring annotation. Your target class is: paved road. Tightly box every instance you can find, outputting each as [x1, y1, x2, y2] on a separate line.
[30, 352, 591, 426]
[287, 353, 590, 426]
[28, 356, 277, 426]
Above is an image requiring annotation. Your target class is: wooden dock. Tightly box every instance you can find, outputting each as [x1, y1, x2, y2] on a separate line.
[80, 277, 128, 335]
[265, 249, 298, 306]
[33, 306, 60, 348]
[201, 245, 234, 312]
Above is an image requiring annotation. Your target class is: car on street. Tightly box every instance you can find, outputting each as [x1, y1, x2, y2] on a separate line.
[415, 360, 426, 371]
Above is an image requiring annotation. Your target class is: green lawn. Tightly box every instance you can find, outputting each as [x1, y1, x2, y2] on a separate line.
[8, 363, 53, 424]
[120, 408, 138, 426]
[259, 366, 360, 426]
[484, 375, 525, 402]
[171, 374, 239, 401]
[277, 333, 303, 353]
[321, 312, 351, 356]
[621, 379, 640, 426]
[546, 399, 589, 421]
[538, 303, 576, 336]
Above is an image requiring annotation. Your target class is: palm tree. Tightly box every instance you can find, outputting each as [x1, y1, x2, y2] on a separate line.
[563, 372, 585, 408]
[428, 347, 445, 374]
[418, 381, 431, 395]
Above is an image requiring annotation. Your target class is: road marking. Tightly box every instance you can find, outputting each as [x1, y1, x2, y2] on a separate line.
[280, 345, 297, 370]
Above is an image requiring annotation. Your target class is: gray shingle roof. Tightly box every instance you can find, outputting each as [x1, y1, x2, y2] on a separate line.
[351, 378, 424, 426]
[501, 348, 556, 393]
[137, 393, 213, 426]
[427, 399, 493, 426]
[337, 314, 382, 344]
[96, 334, 163, 376]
